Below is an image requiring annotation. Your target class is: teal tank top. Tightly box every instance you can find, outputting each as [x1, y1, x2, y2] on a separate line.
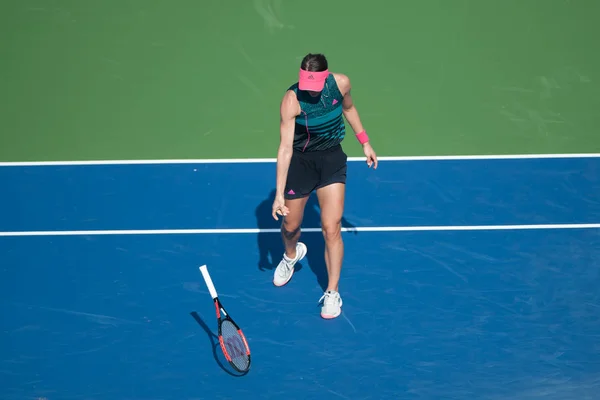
[288, 73, 346, 152]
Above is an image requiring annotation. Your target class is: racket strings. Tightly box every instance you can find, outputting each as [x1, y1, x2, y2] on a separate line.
[221, 320, 250, 371]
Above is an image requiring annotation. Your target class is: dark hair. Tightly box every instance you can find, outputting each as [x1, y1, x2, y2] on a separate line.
[300, 53, 328, 72]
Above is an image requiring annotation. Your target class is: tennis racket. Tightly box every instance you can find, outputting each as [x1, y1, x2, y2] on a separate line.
[199, 264, 251, 373]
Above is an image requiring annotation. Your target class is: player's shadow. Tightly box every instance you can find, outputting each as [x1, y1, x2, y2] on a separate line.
[255, 189, 357, 291]
[189, 311, 248, 377]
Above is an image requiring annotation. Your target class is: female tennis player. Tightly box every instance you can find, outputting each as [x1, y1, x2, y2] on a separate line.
[271, 53, 378, 319]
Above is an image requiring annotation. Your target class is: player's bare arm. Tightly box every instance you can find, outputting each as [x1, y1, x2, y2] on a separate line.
[333, 73, 364, 132]
[334, 73, 378, 169]
[272, 90, 301, 220]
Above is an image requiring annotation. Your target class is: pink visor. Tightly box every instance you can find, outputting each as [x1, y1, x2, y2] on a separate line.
[298, 68, 329, 91]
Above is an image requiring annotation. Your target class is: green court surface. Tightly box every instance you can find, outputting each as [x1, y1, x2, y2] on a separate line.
[1, 0, 599, 162]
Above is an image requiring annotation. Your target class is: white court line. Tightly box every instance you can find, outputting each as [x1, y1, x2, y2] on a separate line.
[1, 223, 599, 237]
[0, 153, 599, 166]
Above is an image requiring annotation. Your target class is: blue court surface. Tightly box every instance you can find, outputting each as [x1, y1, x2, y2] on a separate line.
[1, 156, 600, 399]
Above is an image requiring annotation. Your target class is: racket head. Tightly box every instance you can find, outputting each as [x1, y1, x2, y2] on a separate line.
[218, 318, 251, 373]
[214, 300, 251, 373]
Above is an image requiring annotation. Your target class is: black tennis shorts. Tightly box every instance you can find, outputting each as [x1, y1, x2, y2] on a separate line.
[284, 144, 347, 200]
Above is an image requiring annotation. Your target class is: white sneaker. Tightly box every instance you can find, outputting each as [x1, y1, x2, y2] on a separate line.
[273, 242, 307, 287]
[319, 290, 343, 319]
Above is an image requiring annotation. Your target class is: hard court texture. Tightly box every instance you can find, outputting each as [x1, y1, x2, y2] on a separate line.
[1, 1, 600, 399]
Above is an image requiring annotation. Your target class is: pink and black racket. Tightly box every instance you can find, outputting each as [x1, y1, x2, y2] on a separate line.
[199, 265, 251, 373]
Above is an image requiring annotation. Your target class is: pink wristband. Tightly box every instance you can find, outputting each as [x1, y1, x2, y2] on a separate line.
[355, 131, 369, 144]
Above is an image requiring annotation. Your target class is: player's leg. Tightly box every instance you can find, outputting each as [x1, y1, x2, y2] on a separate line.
[281, 196, 309, 259]
[316, 182, 345, 317]
[318, 185, 346, 290]
[273, 152, 316, 287]
[273, 197, 310, 287]
[315, 145, 347, 318]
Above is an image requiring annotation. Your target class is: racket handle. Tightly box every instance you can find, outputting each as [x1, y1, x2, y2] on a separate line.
[199, 265, 218, 300]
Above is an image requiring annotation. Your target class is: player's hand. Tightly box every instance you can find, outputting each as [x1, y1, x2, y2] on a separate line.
[363, 143, 378, 169]
[272, 194, 289, 220]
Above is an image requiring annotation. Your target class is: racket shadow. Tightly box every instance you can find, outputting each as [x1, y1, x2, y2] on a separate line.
[189, 311, 248, 377]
